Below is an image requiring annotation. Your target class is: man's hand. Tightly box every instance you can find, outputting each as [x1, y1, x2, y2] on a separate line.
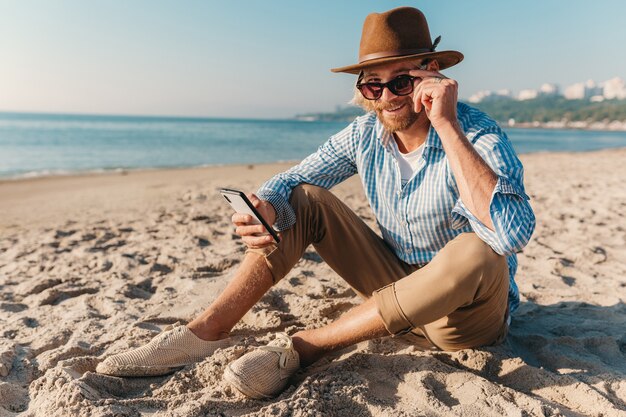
[409, 69, 460, 133]
[231, 194, 281, 249]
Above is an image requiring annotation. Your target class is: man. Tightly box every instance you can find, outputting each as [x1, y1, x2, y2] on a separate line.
[96, 7, 535, 399]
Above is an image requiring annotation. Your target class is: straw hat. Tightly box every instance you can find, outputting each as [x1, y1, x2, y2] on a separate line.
[331, 7, 463, 74]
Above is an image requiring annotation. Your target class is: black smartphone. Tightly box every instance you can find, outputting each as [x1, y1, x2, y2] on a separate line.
[220, 188, 281, 244]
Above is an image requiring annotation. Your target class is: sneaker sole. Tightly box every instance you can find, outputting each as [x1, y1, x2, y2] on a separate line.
[96, 362, 184, 377]
[223, 364, 272, 399]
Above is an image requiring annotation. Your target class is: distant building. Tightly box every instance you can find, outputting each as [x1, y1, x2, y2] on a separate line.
[467, 89, 512, 103]
[564, 82, 586, 100]
[467, 90, 491, 103]
[539, 83, 559, 96]
[564, 80, 603, 100]
[516, 84, 558, 100]
[603, 77, 626, 100]
[518, 89, 538, 100]
[467, 77, 624, 103]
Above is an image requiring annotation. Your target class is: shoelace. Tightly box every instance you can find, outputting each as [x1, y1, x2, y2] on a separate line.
[258, 333, 293, 369]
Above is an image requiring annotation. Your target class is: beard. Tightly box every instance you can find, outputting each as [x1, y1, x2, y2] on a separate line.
[361, 96, 420, 133]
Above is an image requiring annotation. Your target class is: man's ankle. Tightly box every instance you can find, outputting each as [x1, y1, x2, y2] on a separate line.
[187, 319, 230, 341]
[291, 332, 324, 367]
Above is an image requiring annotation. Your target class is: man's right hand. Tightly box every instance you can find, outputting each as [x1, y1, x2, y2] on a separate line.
[231, 194, 280, 249]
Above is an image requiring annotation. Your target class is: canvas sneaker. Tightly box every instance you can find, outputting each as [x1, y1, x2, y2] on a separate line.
[224, 333, 300, 398]
[96, 323, 231, 377]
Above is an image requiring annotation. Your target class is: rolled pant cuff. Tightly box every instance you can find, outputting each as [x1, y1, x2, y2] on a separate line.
[372, 283, 414, 335]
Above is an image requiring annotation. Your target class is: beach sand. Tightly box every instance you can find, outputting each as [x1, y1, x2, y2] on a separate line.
[1, 149, 625, 416]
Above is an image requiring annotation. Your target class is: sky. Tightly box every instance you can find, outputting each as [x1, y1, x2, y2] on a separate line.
[1, 0, 625, 119]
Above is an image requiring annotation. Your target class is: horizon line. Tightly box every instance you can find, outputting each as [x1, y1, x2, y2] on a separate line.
[0, 109, 313, 123]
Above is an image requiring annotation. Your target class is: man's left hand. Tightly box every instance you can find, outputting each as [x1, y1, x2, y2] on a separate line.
[408, 69, 460, 132]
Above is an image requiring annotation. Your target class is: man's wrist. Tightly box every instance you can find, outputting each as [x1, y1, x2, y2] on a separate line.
[435, 119, 464, 143]
[262, 200, 277, 226]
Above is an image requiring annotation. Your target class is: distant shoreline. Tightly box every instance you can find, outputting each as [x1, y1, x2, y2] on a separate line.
[295, 97, 626, 132]
[0, 161, 301, 183]
[504, 120, 626, 132]
[295, 115, 626, 132]
[295, 116, 626, 132]
[3, 146, 626, 183]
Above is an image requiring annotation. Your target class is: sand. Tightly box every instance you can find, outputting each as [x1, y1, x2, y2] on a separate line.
[0, 149, 625, 416]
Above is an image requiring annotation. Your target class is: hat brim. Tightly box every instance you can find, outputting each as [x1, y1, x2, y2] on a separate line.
[330, 50, 463, 74]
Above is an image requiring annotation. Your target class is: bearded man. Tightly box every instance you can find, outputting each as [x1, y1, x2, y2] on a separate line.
[96, 7, 535, 399]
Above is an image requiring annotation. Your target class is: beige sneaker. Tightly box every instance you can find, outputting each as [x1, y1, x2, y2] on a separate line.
[96, 323, 230, 377]
[224, 333, 300, 399]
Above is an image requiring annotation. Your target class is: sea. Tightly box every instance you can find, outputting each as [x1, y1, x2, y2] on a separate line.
[2, 111, 626, 180]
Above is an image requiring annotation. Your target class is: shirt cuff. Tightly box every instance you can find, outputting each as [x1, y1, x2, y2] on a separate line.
[451, 176, 529, 227]
[450, 176, 531, 255]
[256, 189, 296, 232]
[451, 199, 483, 230]
[493, 176, 530, 200]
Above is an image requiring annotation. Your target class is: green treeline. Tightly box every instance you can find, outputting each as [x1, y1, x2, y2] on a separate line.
[472, 97, 626, 123]
[296, 97, 626, 123]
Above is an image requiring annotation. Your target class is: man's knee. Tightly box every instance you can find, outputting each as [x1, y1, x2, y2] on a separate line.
[454, 233, 501, 263]
[290, 184, 335, 211]
[291, 184, 328, 200]
[436, 233, 506, 291]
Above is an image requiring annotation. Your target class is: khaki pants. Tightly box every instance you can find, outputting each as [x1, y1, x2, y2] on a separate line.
[249, 185, 510, 351]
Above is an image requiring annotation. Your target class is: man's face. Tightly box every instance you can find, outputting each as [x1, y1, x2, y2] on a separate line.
[360, 61, 427, 133]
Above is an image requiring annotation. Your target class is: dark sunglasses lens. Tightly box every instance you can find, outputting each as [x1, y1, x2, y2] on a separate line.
[389, 77, 414, 95]
[360, 83, 383, 100]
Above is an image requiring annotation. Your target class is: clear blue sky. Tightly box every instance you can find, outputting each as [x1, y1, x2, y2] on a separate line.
[1, 0, 625, 118]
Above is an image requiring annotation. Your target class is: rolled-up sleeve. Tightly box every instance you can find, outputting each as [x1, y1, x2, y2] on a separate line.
[256, 121, 359, 231]
[451, 128, 536, 256]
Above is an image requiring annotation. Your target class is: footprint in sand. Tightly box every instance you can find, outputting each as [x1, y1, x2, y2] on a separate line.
[122, 278, 156, 300]
[0, 302, 28, 313]
[16, 278, 63, 297]
[86, 229, 127, 252]
[150, 263, 173, 275]
[191, 215, 221, 223]
[54, 229, 77, 239]
[548, 257, 578, 287]
[36, 284, 99, 306]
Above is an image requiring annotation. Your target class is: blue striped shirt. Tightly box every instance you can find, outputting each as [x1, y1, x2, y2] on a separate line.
[257, 102, 535, 313]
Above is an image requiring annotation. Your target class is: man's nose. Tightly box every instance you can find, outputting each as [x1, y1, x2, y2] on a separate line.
[380, 85, 398, 102]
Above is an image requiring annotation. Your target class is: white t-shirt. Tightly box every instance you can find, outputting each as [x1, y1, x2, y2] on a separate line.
[392, 141, 424, 186]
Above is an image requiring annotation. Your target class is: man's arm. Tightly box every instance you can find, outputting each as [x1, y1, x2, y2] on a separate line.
[437, 122, 498, 229]
[256, 119, 360, 231]
[410, 70, 535, 255]
[443, 125, 536, 255]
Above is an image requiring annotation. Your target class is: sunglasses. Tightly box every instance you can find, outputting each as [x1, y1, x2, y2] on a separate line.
[356, 74, 421, 100]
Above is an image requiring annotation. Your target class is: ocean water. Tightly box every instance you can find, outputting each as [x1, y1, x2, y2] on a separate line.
[2, 112, 626, 179]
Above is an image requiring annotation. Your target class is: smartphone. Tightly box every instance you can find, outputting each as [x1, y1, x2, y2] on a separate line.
[220, 188, 281, 244]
